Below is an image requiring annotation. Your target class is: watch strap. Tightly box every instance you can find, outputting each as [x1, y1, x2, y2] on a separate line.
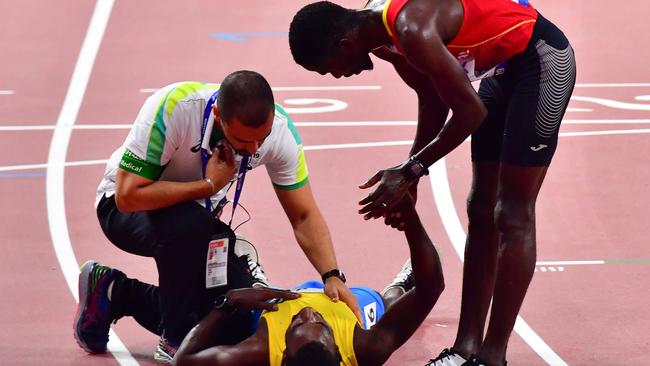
[321, 269, 346, 283]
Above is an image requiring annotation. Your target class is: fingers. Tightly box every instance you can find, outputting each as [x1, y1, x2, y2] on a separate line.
[250, 288, 301, 312]
[360, 191, 395, 219]
[259, 302, 280, 312]
[359, 171, 383, 189]
[339, 290, 363, 324]
[358, 184, 385, 206]
[384, 211, 406, 231]
[325, 287, 340, 302]
[212, 141, 234, 165]
[260, 288, 301, 300]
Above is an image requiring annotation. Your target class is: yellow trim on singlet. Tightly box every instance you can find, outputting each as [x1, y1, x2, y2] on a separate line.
[262, 292, 360, 366]
[447, 19, 536, 48]
[381, 0, 394, 37]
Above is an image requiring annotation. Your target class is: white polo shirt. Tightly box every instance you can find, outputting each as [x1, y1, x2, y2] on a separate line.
[96, 81, 309, 208]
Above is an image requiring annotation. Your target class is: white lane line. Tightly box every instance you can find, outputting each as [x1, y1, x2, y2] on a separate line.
[274, 86, 382, 91]
[0, 124, 132, 131]
[3, 119, 650, 132]
[304, 140, 412, 151]
[575, 83, 650, 88]
[138, 83, 650, 93]
[566, 108, 593, 112]
[139, 85, 382, 93]
[0, 159, 109, 173]
[537, 260, 605, 266]
[45, 0, 138, 364]
[563, 119, 650, 124]
[430, 159, 569, 366]
[3, 127, 649, 173]
[559, 128, 650, 137]
[0, 90, 15, 95]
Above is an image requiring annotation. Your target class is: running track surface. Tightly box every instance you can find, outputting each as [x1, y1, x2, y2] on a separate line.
[1, 1, 649, 365]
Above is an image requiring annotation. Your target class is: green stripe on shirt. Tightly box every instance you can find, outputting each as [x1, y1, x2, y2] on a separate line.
[120, 149, 164, 180]
[273, 177, 310, 191]
[275, 104, 302, 145]
[166, 82, 219, 120]
[274, 103, 309, 190]
[146, 89, 172, 165]
[147, 82, 220, 165]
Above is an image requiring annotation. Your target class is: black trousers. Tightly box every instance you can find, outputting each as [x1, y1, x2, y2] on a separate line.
[96, 195, 254, 342]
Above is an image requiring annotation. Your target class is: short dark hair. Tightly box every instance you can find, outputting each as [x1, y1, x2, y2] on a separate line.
[284, 341, 342, 366]
[289, 1, 355, 66]
[217, 70, 274, 128]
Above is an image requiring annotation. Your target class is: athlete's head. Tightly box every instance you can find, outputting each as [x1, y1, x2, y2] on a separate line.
[282, 307, 342, 366]
[289, 1, 373, 78]
[213, 70, 274, 155]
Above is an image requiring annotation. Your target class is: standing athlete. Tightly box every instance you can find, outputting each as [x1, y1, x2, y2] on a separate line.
[289, 1, 576, 365]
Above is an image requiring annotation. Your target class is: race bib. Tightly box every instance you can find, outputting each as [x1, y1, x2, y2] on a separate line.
[206, 236, 229, 289]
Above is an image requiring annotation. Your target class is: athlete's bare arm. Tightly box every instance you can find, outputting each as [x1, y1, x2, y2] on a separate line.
[173, 288, 300, 366]
[371, 47, 449, 158]
[371, 46, 449, 204]
[395, 0, 487, 167]
[359, 0, 486, 219]
[353, 196, 444, 366]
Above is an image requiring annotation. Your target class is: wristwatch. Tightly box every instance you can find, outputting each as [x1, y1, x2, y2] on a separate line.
[402, 156, 429, 181]
[321, 269, 346, 283]
[214, 294, 236, 313]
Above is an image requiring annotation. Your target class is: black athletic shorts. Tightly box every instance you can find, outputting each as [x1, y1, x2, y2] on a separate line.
[471, 12, 577, 166]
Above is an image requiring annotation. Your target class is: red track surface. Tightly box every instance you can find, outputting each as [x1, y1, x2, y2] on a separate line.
[1, 1, 649, 365]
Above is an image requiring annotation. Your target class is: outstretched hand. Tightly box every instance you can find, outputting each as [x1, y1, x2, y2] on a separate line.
[358, 165, 413, 220]
[383, 192, 417, 231]
[226, 287, 300, 312]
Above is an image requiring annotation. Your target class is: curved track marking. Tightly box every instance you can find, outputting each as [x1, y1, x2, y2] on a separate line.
[571, 95, 650, 110]
[429, 159, 569, 366]
[282, 98, 348, 114]
[45, 0, 138, 364]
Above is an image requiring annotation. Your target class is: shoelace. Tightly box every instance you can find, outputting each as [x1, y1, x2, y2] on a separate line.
[391, 267, 414, 290]
[391, 263, 412, 282]
[245, 255, 268, 281]
[426, 348, 455, 365]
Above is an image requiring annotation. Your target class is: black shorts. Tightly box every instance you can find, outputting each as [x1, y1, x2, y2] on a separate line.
[471, 12, 577, 166]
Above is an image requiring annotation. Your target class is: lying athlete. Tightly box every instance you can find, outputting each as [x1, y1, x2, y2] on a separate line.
[173, 195, 444, 366]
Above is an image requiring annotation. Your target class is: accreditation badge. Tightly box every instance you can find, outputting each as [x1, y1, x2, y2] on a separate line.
[205, 235, 229, 288]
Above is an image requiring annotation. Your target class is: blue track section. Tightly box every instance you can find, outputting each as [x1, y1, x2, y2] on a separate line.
[209, 32, 287, 43]
[0, 172, 46, 179]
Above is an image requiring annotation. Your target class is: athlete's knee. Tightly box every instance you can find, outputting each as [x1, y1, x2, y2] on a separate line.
[467, 193, 496, 229]
[494, 198, 535, 237]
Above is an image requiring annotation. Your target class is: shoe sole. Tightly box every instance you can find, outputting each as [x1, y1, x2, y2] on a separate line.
[73, 260, 106, 354]
[153, 350, 173, 364]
